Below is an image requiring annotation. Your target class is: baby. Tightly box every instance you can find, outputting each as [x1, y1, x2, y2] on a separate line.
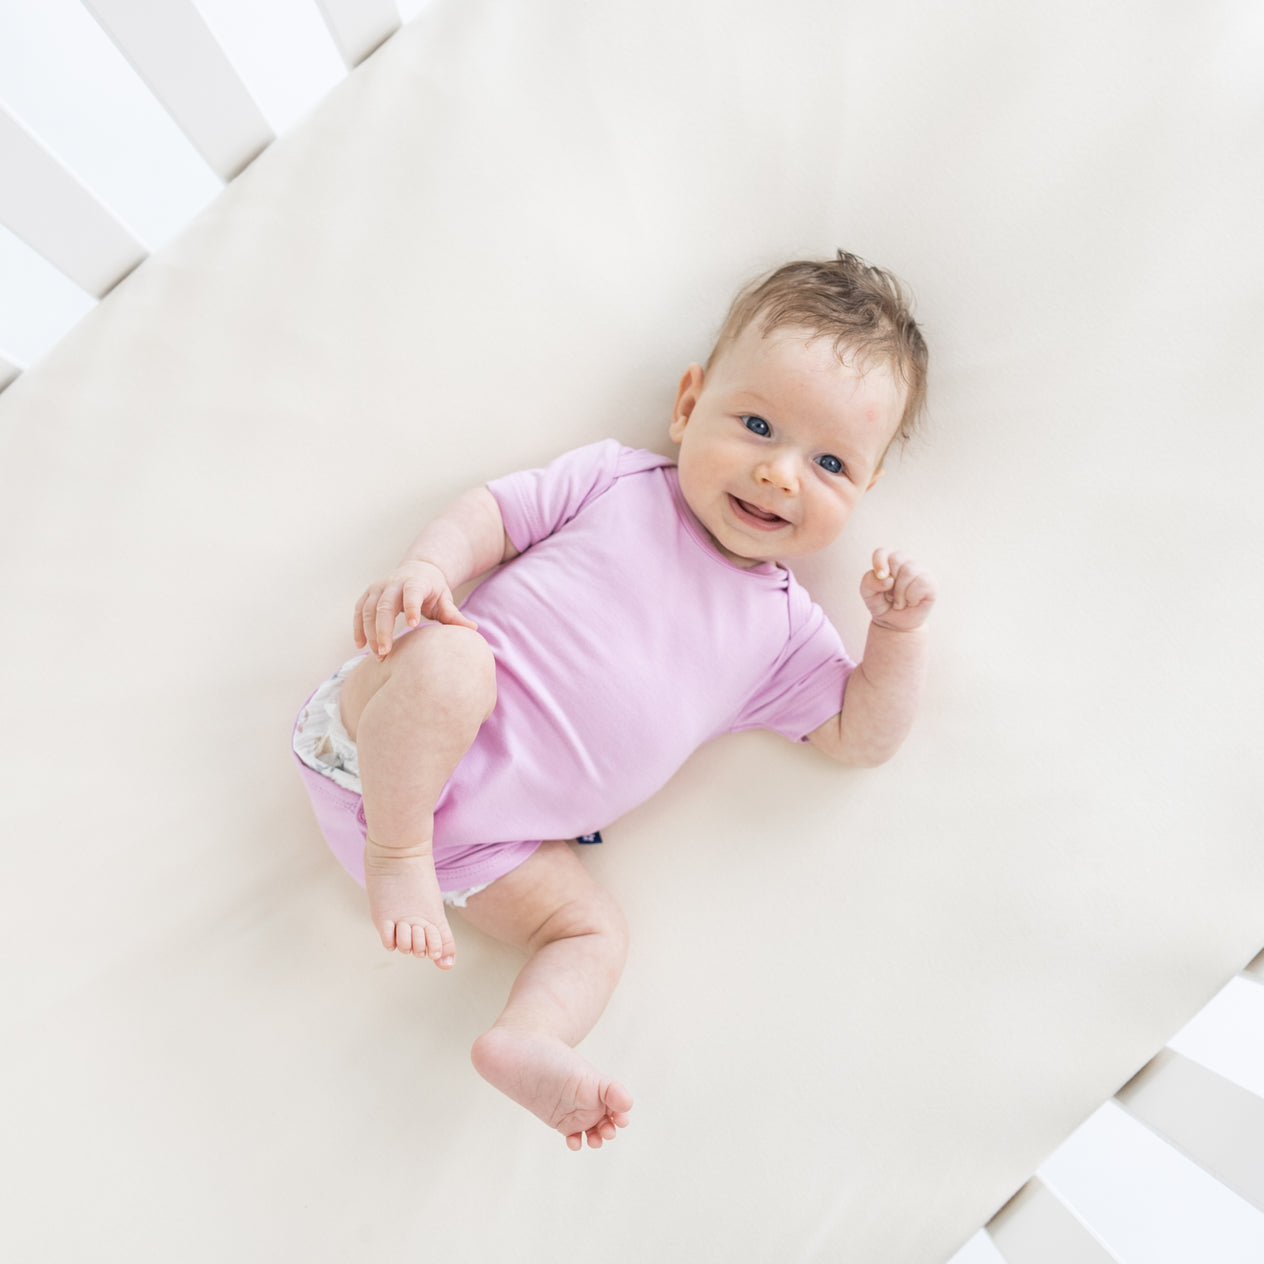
[292, 251, 937, 1151]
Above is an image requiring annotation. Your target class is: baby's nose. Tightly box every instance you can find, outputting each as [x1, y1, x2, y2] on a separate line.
[757, 455, 798, 493]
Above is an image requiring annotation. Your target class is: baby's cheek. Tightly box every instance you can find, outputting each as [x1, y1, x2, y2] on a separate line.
[814, 495, 851, 545]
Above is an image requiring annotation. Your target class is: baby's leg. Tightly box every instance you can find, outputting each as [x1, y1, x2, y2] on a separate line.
[458, 841, 633, 1151]
[339, 624, 496, 966]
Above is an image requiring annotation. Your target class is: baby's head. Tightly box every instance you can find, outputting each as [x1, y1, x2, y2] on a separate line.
[706, 251, 928, 450]
[669, 251, 928, 568]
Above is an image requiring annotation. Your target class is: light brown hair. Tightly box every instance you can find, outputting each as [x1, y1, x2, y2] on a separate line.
[707, 251, 929, 448]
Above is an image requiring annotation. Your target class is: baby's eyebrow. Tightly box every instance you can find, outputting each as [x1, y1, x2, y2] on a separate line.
[734, 389, 777, 412]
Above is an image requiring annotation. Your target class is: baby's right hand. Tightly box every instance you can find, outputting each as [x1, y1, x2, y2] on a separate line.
[353, 560, 478, 657]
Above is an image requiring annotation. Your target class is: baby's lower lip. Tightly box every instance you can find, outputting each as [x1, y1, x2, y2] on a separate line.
[729, 495, 787, 530]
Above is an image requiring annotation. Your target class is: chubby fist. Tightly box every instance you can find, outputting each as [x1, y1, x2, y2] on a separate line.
[860, 548, 937, 632]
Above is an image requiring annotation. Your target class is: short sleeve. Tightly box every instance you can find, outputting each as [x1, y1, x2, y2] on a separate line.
[487, 439, 626, 553]
[732, 600, 855, 742]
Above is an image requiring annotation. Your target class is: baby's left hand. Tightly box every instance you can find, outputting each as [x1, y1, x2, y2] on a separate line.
[860, 548, 938, 632]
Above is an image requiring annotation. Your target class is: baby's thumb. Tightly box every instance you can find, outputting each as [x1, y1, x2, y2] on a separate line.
[438, 593, 479, 630]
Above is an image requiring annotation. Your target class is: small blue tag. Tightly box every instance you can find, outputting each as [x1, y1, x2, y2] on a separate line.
[576, 831, 603, 845]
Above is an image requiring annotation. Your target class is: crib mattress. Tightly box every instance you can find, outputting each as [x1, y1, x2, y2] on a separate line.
[1, 1, 1261, 1261]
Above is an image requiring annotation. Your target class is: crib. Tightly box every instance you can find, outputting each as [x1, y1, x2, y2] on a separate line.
[2, 3, 1261, 1261]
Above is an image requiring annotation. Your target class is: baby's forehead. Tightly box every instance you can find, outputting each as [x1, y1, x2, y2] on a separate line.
[724, 323, 899, 392]
[723, 320, 861, 366]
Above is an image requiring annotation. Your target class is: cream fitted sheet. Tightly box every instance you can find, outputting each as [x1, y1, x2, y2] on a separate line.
[1, 2, 1261, 1262]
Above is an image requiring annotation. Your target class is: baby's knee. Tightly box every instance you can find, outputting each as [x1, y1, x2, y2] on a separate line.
[535, 886, 630, 965]
[396, 623, 497, 719]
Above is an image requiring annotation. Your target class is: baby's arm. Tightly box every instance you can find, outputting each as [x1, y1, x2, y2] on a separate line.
[807, 549, 937, 767]
[353, 487, 520, 657]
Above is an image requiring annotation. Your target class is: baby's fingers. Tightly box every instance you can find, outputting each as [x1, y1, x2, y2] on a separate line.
[353, 586, 382, 649]
[860, 550, 894, 602]
[899, 571, 936, 611]
[410, 580, 478, 631]
[400, 575, 427, 631]
[887, 554, 919, 611]
[374, 584, 405, 656]
[887, 556, 938, 616]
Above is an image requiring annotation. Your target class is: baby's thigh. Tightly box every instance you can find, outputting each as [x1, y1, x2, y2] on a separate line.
[456, 840, 628, 955]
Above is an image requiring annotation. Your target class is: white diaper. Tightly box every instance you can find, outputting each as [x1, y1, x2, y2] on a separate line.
[293, 653, 365, 793]
[293, 653, 489, 908]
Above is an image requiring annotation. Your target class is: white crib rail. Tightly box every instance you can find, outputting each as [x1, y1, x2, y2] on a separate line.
[81, 0, 273, 182]
[1115, 1047, 1264, 1215]
[0, 0, 404, 395]
[315, 0, 401, 69]
[0, 349, 21, 392]
[988, 1178, 1121, 1264]
[977, 947, 1264, 1264]
[0, 100, 147, 297]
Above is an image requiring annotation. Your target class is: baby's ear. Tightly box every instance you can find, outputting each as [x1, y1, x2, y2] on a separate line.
[669, 363, 704, 443]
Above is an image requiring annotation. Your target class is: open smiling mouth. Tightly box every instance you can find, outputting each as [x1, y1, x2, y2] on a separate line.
[729, 494, 788, 530]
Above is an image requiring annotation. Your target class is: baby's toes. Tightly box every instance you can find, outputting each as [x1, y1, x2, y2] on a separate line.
[435, 922, 456, 969]
[424, 921, 457, 968]
[420, 921, 443, 961]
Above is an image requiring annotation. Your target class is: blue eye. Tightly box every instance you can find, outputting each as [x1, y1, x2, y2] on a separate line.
[742, 415, 771, 436]
[817, 454, 845, 475]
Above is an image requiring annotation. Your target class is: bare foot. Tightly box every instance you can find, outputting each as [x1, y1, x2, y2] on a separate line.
[363, 835, 456, 968]
[470, 1026, 633, 1150]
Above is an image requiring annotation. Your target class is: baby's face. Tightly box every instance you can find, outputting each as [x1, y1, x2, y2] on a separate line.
[669, 324, 904, 568]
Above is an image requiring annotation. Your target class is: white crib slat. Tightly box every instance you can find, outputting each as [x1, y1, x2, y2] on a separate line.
[0, 104, 147, 299]
[0, 350, 22, 394]
[1243, 947, 1264, 986]
[82, 0, 274, 182]
[314, 0, 401, 68]
[987, 1178, 1121, 1264]
[1116, 1048, 1264, 1212]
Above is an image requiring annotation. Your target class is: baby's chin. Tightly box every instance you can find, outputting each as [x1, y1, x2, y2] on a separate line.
[700, 525, 768, 569]
[737, 527, 845, 567]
